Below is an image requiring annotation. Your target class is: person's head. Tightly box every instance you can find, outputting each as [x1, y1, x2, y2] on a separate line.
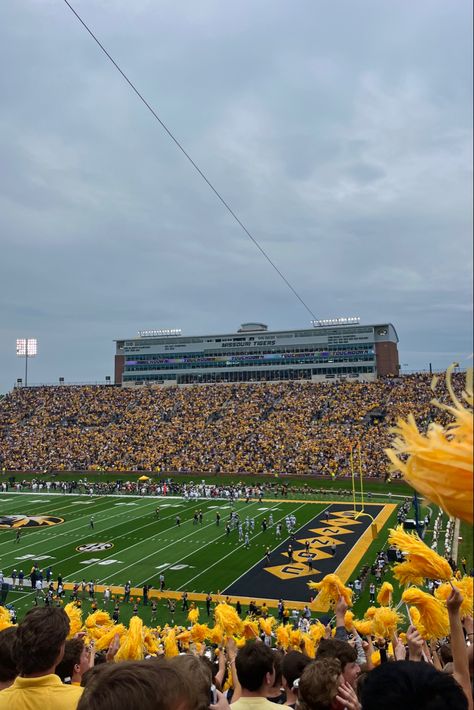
[0, 627, 18, 688]
[13, 606, 69, 675]
[360, 660, 468, 710]
[439, 643, 453, 666]
[297, 658, 344, 710]
[315, 638, 359, 687]
[168, 654, 211, 710]
[235, 640, 275, 693]
[77, 660, 197, 710]
[55, 638, 90, 684]
[271, 649, 284, 689]
[281, 650, 312, 695]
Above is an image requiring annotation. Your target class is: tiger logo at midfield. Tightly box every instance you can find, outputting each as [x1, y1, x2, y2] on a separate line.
[0, 515, 64, 528]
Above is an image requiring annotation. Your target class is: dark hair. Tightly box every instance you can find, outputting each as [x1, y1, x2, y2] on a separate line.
[271, 649, 284, 687]
[315, 638, 357, 671]
[168, 654, 211, 710]
[439, 644, 453, 665]
[13, 607, 69, 675]
[297, 658, 342, 710]
[55, 638, 85, 682]
[360, 660, 468, 710]
[0, 627, 18, 683]
[281, 650, 312, 689]
[235, 641, 275, 692]
[77, 660, 197, 710]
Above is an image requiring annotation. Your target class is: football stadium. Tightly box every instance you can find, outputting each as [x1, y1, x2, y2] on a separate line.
[1, 2, 472, 708]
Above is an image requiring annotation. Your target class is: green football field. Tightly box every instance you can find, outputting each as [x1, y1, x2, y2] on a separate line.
[0, 491, 398, 625]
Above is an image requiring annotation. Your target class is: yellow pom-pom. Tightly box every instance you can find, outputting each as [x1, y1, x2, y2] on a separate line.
[276, 624, 290, 650]
[163, 628, 179, 657]
[85, 610, 113, 628]
[115, 616, 144, 661]
[187, 607, 199, 625]
[371, 607, 404, 639]
[386, 367, 473, 524]
[214, 603, 243, 637]
[388, 526, 453, 584]
[289, 629, 303, 649]
[377, 582, 394, 607]
[353, 619, 373, 637]
[303, 635, 316, 658]
[0, 606, 13, 631]
[259, 617, 275, 637]
[64, 602, 83, 638]
[208, 624, 224, 645]
[344, 610, 355, 631]
[190, 623, 209, 644]
[435, 577, 473, 618]
[243, 619, 260, 639]
[371, 650, 381, 667]
[308, 620, 326, 646]
[402, 588, 449, 639]
[95, 625, 126, 651]
[308, 573, 353, 608]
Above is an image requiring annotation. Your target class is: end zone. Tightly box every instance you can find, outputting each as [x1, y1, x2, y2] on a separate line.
[224, 502, 396, 606]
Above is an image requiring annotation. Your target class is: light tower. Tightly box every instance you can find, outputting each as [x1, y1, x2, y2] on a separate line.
[16, 338, 37, 387]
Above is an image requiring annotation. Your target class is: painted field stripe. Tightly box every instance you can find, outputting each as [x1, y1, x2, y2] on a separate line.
[97, 501, 269, 585]
[0, 497, 164, 560]
[219, 505, 331, 597]
[312, 503, 397, 612]
[0, 498, 123, 550]
[173, 502, 311, 592]
[134, 500, 311, 588]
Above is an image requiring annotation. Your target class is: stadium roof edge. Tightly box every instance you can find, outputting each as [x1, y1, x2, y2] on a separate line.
[114, 322, 399, 343]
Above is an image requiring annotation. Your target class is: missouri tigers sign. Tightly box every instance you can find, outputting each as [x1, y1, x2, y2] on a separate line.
[0, 515, 64, 529]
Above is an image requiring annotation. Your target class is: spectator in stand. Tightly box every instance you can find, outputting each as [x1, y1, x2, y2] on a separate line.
[55, 638, 94, 687]
[297, 658, 360, 710]
[281, 650, 312, 709]
[230, 640, 277, 709]
[0, 627, 18, 690]
[0, 374, 464, 477]
[0, 607, 83, 709]
[315, 640, 360, 690]
[360, 661, 468, 710]
[77, 660, 198, 710]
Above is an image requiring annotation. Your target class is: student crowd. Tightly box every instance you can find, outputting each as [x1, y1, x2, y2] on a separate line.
[0, 583, 472, 710]
[0, 374, 463, 475]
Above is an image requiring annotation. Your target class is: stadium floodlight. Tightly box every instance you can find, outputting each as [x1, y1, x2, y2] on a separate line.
[138, 328, 182, 337]
[16, 338, 37, 387]
[311, 317, 360, 328]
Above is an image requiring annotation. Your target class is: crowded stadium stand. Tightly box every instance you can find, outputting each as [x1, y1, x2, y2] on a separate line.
[114, 320, 400, 386]
[0, 373, 461, 474]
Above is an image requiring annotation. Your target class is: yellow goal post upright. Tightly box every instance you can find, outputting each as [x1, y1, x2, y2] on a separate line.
[350, 441, 376, 532]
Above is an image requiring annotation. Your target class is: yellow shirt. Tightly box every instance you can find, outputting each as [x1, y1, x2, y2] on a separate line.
[0, 674, 83, 710]
[231, 697, 276, 709]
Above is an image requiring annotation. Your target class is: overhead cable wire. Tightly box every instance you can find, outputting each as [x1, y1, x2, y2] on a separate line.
[62, 0, 318, 321]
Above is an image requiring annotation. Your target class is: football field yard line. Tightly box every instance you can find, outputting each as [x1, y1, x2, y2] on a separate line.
[133, 501, 291, 588]
[13, 498, 260, 586]
[219, 503, 331, 596]
[312, 503, 397, 611]
[95, 500, 270, 585]
[0, 497, 119, 550]
[2, 497, 379, 605]
[173, 501, 311, 592]
[0, 496, 164, 562]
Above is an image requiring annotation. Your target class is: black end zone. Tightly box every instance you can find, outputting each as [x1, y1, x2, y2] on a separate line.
[224, 503, 384, 603]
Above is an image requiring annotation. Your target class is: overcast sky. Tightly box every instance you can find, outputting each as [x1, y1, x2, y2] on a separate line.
[1, 0, 472, 392]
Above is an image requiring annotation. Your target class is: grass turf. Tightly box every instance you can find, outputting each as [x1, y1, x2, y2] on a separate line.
[2, 493, 334, 621]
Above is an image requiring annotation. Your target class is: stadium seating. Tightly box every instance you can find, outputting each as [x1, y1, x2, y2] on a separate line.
[0, 374, 464, 475]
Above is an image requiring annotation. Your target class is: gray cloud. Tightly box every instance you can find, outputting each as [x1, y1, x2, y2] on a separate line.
[0, 0, 472, 391]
